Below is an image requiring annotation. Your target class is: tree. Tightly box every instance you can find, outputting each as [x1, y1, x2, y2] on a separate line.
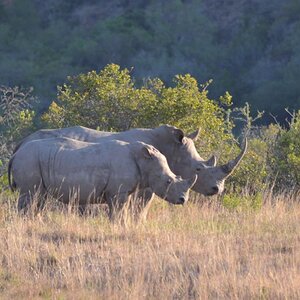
[42, 64, 234, 154]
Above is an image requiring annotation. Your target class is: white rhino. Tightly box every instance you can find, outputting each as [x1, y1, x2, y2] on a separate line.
[13, 124, 247, 196]
[9, 137, 197, 219]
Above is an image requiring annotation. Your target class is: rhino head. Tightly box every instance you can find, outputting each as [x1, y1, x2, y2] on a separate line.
[192, 139, 248, 195]
[134, 142, 197, 205]
[157, 125, 247, 196]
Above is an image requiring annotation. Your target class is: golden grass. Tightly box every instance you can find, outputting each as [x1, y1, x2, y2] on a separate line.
[0, 191, 299, 299]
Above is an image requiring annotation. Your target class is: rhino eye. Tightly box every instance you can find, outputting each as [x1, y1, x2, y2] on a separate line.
[196, 164, 205, 171]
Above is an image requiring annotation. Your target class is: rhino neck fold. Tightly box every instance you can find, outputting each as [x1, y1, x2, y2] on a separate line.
[132, 156, 149, 190]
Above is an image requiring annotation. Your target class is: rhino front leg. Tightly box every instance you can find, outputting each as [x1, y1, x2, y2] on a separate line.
[132, 188, 154, 223]
[106, 192, 129, 223]
[78, 205, 87, 216]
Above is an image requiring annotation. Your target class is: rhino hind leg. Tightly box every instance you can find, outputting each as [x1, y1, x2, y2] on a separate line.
[17, 191, 32, 212]
[17, 184, 47, 214]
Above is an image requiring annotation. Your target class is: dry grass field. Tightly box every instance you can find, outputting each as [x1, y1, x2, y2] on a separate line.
[0, 190, 299, 299]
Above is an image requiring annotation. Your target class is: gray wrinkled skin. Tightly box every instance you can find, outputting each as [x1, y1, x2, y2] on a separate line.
[14, 124, 247, 196]
[9, 138, 196, 218]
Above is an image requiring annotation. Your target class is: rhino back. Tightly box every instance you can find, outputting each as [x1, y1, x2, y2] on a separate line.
[15, 126, 113, 153]
[17, 126, 155, 153]
[43, 140, 111, 202]
[14, 138, 110, 203]
[15, 138, 141, 203]
[46, 140, 141, 202]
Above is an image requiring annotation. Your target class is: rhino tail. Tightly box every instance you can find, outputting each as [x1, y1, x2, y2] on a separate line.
[12, 138, 25, 155]
[8, 155, 17, 192]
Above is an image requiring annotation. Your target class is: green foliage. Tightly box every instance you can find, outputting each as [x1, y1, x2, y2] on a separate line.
[0, 86, 36, 190]
[229, 111, 300, 191]
[216, 102, 268, 192]
[43, 64, 149, 130]
[271, 111, 300, 188]
[228, 138, 268, 191]
[0, 172, 8, 193]
[42, 64, 233, 151]
[222, 192, 263, 211]
[0, 86, 36, 141]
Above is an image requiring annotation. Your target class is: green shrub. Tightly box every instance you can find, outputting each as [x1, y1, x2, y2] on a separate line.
[271, 111, 300, 188]
[0, 86, 36, 190]
[228, 138, 268, 192]
[222, 192, 263, 211]
[42, 63, 234, 152]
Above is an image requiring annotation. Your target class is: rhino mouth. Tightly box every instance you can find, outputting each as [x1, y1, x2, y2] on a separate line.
[165, 196, 186, 205]
[206, 192, 218, 196]
[206, 186, 220, 196]
[206, 187, 227, 196]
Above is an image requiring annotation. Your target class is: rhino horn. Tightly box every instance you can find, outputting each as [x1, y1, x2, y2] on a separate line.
[187, 174, 198, 187]
[220, 138, 248, 176]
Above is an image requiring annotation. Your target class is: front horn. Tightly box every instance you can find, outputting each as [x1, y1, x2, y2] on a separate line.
[221, 138, 248, 176]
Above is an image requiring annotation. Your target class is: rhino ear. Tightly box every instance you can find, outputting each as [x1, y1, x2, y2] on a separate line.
[141, 146, 154, 159]
[206, 155, 217, 167]
[187, 128, 200, 141]
[172, 128, 185, 144]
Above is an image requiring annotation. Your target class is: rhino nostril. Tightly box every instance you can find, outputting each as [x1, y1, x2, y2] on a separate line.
[212, 186, 219, 194]
[178, 197, 185, 204]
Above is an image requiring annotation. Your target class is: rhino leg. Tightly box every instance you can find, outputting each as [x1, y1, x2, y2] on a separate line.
[36, 194, 47, 212]
[17, 192, 45, 213]
[132, 188, 154, 223]
[106, 192, 129, 222]
[78, 205, 87, 216]
[17, 191, 32, 212]
[17, 184, 46, 214]
[78, 205, 85, 215]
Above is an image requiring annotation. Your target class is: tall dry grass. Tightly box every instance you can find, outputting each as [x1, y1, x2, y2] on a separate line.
[0, 190, 299, 299]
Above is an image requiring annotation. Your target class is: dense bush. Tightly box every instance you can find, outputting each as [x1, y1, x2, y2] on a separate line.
[228, 138, 268, 191]
[271, 112, 300, 188]
[42, 64, 234, 153]
[0, 86, 35, 190]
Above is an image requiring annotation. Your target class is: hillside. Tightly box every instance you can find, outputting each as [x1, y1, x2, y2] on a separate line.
[0, 0, 300, 121]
